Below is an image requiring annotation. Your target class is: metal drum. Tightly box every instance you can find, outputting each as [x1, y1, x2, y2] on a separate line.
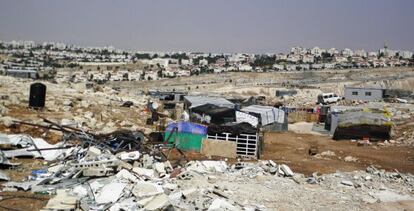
[29, 82, 46, 108]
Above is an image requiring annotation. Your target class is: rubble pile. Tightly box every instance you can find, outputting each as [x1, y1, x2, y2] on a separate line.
[0, 76, 154, 134]
[0, 130, 413, 210]
[0, 131, 298, 210]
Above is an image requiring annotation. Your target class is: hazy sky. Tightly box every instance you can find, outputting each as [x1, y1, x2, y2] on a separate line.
[0, 0, 413, 53]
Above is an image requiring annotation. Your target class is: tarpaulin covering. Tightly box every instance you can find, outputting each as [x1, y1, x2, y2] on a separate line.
[165, 121, 207, 151]
[166, 121, 207, 135]
[191, 104, 235, 125]
[240, 105, 285, 126]
[333, 125, 391, 140]
[331, 109, 393, 140]
[207, 122, 257, 136]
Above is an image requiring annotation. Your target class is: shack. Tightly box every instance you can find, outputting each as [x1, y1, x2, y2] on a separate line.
[239, 105, 287, 131]
[344, 86, 384, 101]
[184, 96, 235, 110]
[5, 69, 38, 79]
[148, 90, 187, 102]
[328, 106, 392, 140]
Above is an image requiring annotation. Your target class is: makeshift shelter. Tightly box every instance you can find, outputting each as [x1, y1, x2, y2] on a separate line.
[184, 96, 235, 109]
[206, 122, 260, 159]
[331, 109, 392, 140]
[239, 105, 287, 131]
[190, 104, 235, 125]
[207, 122, 257, 137]
[164, 121, 207, 151]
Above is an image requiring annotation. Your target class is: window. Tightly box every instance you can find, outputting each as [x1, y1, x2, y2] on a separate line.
[352, 91, 358, 96]
[365, 91, 372, 96]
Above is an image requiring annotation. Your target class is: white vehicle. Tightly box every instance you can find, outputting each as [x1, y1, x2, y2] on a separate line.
[317, 93, 342, 104]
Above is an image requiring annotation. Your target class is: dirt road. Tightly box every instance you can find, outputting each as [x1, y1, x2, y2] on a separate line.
[262, 131, 414, 175]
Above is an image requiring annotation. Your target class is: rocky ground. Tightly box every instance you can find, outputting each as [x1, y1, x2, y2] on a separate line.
[0, 67, 413, 210]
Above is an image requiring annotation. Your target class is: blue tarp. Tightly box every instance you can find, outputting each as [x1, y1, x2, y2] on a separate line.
[166, 121, 207, 135]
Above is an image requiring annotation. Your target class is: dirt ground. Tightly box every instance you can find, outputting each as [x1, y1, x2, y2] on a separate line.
[0, 191, 50, 211]
[262, 131, 414, 176]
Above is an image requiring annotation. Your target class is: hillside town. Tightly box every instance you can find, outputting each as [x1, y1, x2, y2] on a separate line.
[1, 40, 413, 83]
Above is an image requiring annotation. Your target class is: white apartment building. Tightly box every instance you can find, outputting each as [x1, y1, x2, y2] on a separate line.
[399, 51, 413, 59]
[310, 47, 324, 57]
[302, 54, 315, 63]
[238, 64, 253, 71]
[327, 48, 339, 55]
[199, 59, 208, 66]
[291, 47, 306, 55]
[354, 49, 367, 57]
[286, 54, 301, 63]
[276, 53, 287, 61]
[341, 48, 354, 57]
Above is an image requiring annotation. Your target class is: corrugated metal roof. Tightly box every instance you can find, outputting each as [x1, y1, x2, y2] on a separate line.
[344, 86, 384, 91]
[6, 69, 37, 74]
[184, 96, 234, 109]
[241, 105, 285, 125]
[241, 105, 275, 113]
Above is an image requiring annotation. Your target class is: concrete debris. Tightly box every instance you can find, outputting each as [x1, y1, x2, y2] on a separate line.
[143, 194, 171, 210]
[0, 170, 10, 181]
[95, 182, 126, 204]
[0, 121, 412, 211]
[370, 190, 414, 202]
[320, 150, 336, 157]
[341, 180, 354, 187]
[3, 180, 42, 191]
[72, 185, 88, 198]
[132, 167, 155, 178]
[344, 155, 358, 162]
[208, 198, 238, 211]
[118, 151, 140, 161]
[43, 189, 78, 210]
[132, 181, 164, 198]
[280, 164, 294, 177]
[0, 116, 16, 128]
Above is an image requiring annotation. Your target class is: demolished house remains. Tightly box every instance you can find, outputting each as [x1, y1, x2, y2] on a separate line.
[0, 73, 413, 210]
[0, 117, 298, 210]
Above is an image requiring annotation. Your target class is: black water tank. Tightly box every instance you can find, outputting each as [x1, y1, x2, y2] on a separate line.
[29, 83, 46, 108]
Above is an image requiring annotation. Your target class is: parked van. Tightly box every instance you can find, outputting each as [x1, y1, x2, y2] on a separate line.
[317, 93, 342, 104]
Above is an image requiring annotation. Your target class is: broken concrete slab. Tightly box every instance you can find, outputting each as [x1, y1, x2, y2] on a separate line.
[109, 197, 139, 211]
[2, 137, 71, 161]
[0, 170, 10, 181]
[95, 182, 126, 204]
[208, 198, 238, 211]
[43, 189, 78, 210]
[280, 164, 294, 177]
[82, 167, 114, 177]
[153, 162, 166, 176]
[341, 180, 354, 187]
[143, 194, 170, 211]
[2, 180, 42, 191]
[117, 151, 140, 161]
[116, 169, 138, 182]
[132, 181, 164, 198]
[72, 185, 88, 198]
[132, 167, 155, 178]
